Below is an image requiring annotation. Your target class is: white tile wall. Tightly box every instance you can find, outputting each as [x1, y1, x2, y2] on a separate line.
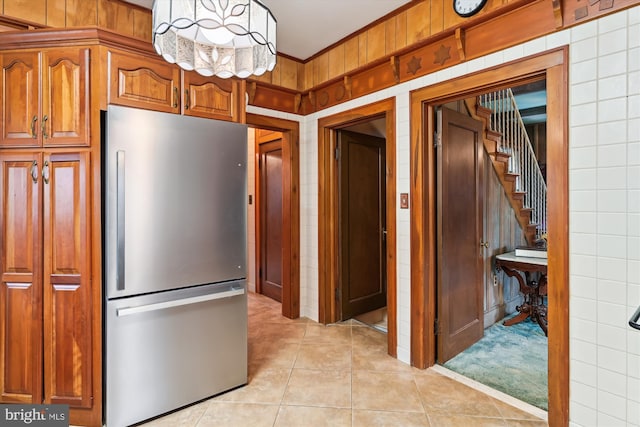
[247, 5, 640, 424]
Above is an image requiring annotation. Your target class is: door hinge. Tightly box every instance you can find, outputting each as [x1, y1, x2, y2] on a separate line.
[334, 145, 340, 160]
[259, 267, 262, 278]
[434, 319, 440, 335]
[433, 131, 442, 149]
[335, 287, 340, 301]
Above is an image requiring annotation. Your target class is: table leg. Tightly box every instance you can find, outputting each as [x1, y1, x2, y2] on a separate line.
[499, 265, 548, 335]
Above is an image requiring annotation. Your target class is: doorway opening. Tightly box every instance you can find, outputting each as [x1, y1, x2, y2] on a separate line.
[338, 126, 388, 332]
[409, 48, 568, 427]
[317, 98, 397, 356]
[255, 129, 284, 303]
[433, 81, 549, 411]
[246, 113, 300, 320]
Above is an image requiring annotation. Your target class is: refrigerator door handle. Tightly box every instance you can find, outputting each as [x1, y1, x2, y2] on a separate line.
[116, 287, 245, 317]
[116, 150, 126, 291]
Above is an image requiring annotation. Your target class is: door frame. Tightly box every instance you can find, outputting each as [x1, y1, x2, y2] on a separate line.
[409, 48, 569, 425]
[247, 113, 300, 319]
[318, 98, 397, 357]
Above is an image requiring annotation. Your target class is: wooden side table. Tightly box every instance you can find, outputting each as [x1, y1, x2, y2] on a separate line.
[495, 251, 548, 336]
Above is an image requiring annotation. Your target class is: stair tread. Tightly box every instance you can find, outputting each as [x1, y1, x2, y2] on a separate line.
[512, 191, 526, 200]
[486, 129, 502, 142]
[493, 151, 510, 162]
[476, 105, 493, 119]
[504, 172, 519, 181]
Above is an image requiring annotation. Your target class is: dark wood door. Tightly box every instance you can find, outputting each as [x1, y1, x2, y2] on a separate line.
[258, 137, 283, 302]
[338, 130, 386, 319]
[436, 107, 485, 363]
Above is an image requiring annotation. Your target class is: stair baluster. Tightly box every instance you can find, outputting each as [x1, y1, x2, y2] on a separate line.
[479, 89, 547, 241]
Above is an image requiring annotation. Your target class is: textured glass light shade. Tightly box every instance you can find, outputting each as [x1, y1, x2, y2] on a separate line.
[153, 0, 277, 78]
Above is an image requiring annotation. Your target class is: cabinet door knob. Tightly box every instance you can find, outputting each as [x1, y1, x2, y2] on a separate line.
[31, 116, 38, 139]
[31, 160, 38, 183]
[173, 87, 179, 108]
[41, 115, 48, 139]
[184, 89, 190, 110]
[42, 160, 50, 184]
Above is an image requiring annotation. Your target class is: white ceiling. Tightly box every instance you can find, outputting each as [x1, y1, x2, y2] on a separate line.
[124, 0, 412, 60]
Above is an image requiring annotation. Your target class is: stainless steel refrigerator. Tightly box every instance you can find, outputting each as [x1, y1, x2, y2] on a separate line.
[103, 105, 248, 427]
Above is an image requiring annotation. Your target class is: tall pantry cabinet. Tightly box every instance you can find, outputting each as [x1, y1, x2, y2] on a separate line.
[0, 28, 245, 426]
[0, 44, 97, 426]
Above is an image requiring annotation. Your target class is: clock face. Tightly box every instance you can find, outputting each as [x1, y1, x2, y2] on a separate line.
[453, 0, 488, 17]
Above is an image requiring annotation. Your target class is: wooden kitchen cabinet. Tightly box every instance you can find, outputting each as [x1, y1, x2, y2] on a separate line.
[0, 48, 90, 147]
[183, 71, 243, 122]
[109, 49, 243, 121]
[108, 49, 181, 113]
[0, 150, 92, 407]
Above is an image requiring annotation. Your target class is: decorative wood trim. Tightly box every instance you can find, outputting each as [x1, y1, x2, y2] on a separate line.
[409, 47, 569, 427]
[294, 93, 302, 114]
[390, 56, 400, 83]
[562, 0, 638, 27]
[0, 27, 155, 54]
[546, 57, 570, 426]
[317, 98, 398, 357]
[247, 81, 257, 105]
[552, 0, 564, 28]
[308, 91, 316, 110]
[343, 76, 352, 99]
[245, 0, 634, 115]
[246, 113, 301, 319]
[455, 28, 466, 61]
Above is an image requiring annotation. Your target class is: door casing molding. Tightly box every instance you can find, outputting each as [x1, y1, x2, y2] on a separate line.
[247, 113, 300, 319]
[409, 48, 569, 426]
[317, 98, 398, 357]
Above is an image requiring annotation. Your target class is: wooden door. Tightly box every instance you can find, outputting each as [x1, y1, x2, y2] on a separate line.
[0, 152, 43, 403]
[0, 52, 40, 147]
[42, 48, 90, 147]
[436, 107, 484, 363]
[257, 135, 283, 302]
[42, 151, 92, 408]
[183, 71, 241, 122]
[338, 130, 386, 320]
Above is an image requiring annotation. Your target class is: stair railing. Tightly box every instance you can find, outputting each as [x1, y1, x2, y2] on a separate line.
[480, 89, 547, 238]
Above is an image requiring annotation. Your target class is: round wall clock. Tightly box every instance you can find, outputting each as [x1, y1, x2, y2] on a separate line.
[453, 0, 488, 17]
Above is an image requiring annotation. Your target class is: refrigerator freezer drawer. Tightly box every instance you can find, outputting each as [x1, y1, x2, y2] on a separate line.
[106, 281, 247, 427]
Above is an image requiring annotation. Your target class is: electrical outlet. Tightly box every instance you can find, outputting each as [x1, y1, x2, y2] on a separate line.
[493, 274, 498, 286]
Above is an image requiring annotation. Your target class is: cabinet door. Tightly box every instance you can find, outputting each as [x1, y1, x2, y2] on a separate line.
[42, 152, 92, 408]
[0, 152, 43, 403]
[183, 72, 242, 122]
[109, 51, 180, 113]
[0, 52, 40, 147]
[42, 48, 90, 147]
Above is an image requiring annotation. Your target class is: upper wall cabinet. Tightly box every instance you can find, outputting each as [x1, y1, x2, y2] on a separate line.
[183, 72, 243, 122]
[108, 50, 243, 122]
[108, 50, 180, 114]
[0, 48, 91, 148]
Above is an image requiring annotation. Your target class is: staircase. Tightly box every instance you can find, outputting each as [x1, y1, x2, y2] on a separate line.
[466, 89, 547, 245]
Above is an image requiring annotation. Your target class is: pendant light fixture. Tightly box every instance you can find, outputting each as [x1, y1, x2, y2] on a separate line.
[152, 0, 277, 78]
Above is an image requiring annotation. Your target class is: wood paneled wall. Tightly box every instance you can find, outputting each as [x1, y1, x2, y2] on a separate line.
[483, 150, 527, 328]
[1, 0, 636, 101]
[1, 0, 152, 40]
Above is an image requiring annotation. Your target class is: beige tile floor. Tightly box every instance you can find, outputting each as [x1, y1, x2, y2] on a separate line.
[141, 292, 548, 427]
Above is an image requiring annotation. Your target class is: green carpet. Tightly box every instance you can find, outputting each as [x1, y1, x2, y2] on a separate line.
[443, 315, 548, 410]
